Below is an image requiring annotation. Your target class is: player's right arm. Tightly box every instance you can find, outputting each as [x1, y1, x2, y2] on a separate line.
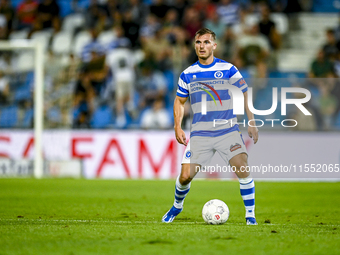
[174, 96, 188, 146]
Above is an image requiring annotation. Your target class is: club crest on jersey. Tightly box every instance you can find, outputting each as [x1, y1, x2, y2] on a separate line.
[230, 143, 241, 152]
[185, 150, 193, 159]
[214, 71, 223, 79]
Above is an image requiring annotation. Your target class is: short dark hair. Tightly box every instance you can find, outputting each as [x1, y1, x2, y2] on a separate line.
[195, 28, 216, 41]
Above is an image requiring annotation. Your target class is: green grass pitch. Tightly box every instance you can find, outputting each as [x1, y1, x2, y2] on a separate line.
[0, 179, 339, 255]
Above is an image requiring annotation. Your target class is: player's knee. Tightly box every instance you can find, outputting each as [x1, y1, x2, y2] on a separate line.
[179, 173, 192, 185]
[230, 154, 248, 169]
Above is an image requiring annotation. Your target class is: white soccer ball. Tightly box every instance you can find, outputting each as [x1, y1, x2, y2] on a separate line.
[202, 199, 229, 225]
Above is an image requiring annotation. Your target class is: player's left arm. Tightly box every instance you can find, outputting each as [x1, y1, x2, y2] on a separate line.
[243, 91, 258, 144]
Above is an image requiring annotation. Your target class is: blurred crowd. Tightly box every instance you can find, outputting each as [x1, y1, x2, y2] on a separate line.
[0, 0, 339, 131]
[305, 20, 340, 130]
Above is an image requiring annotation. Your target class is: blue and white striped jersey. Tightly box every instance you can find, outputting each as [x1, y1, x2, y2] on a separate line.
[176, 57, 248, 138]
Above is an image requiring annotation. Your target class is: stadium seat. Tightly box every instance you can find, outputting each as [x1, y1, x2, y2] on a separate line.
[47, 107, 61, 123]
[51, 31, 73, 55]
[58, 0, 74, 17]
[72, 30, 92, 57]
[0, 106, 18, 128]
[76, 0, 91, 10]
[312, 0, 339, 12]
[14, 87, 31, 102]
[90, 104, 114, 129]
[62, 13, 86, 34]
[22, 108, 33, 128]
[13, 72, 34, 102]
[10, 0, 21, 8]
[31, 30, 53, 52]
[17, 52, 35, 72]
[98, 30, 117, 46]
[9, 29, 29, 40]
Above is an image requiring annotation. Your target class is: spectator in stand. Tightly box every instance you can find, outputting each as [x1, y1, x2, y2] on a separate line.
[235, 24, 270, 71]
[142, 28, 171, 71]
[192, 0, 216, 21]
[137, 59, 167, 108]
[204, 11, 226, 39]
[235, 24, 269, 94]
[0, 70, 9, 105]
[309, 50, 334, 78]
[81, 27, 105, 63]
[318, 83, 338, 130]
[85, 0, 109, 30]
[106, 45, 136, 122]
[120, 0, 149, 25]
[73, 69, 95, 127]
[258, 4, 281, 50]
[73, 110, 90, 129]
[0, 0, 14, 37]
[182, 7, 202, 39]
[216, 0, 239, 27]
[169, 26, 191, 73]
[163, 8, 179, 30]
[36, 0, 59, 29]
[84, 50, 109, 97]
[140, 98, 172, 129]
[121, 9, 140, 48]
[322, 29, 338, 62]
[16, 0, 38, 29]
[104, 0, 122, 26]
[107, 25, 131, 51]
[232, 8, 250, 37]
[169, 0, 186, 24]
[149, 0, 169, 22]
[220, 25, 237, 62]
[140, 13, 161, 39]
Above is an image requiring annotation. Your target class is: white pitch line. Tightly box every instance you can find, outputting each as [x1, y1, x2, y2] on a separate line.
[0, 219, 339, 227]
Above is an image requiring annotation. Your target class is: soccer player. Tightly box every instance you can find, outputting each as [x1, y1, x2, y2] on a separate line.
[162, 28, 259, 225]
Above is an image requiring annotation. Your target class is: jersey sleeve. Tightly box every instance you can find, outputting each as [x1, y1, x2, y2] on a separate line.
[228, 65, 248, 93]
[176, 72, 189, 98]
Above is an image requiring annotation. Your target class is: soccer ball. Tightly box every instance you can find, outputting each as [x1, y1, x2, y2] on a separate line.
[202, 199, 229, 225]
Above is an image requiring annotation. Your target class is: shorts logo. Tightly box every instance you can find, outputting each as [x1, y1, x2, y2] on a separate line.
[185, 150, 192, 159]
[214, 71, 223, 79]
[230, 143, 241, 152]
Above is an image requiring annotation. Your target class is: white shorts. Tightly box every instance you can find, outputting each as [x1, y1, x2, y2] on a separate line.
[182, 131, 248, 166]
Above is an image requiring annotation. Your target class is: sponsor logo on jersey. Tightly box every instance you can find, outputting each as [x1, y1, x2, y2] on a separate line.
[185, 150, 192, 159]
[214, 71, 223, 79]
[197, 82, 223, 106]
[230, 143, 241, 152]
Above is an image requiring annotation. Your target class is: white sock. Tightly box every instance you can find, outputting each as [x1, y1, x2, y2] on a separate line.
[173, 175, 191, 209]
[239, 177, 255, 218]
